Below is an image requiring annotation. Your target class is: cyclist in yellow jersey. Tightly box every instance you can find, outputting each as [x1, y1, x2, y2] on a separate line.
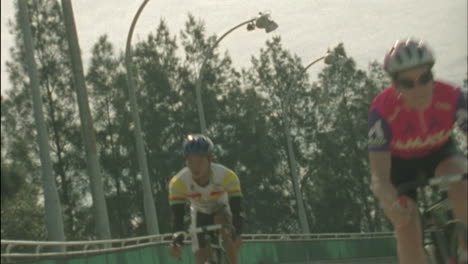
[168, 134, 243, 264]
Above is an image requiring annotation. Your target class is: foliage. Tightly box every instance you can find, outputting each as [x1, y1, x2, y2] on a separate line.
[1, 167, 47, 240]
[2, 2, 409, 241]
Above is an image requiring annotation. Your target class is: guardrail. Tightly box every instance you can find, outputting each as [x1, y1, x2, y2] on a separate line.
[1, 232, 396, 261]
[1, 234, 171, 260]
[241, 232, 395, 241]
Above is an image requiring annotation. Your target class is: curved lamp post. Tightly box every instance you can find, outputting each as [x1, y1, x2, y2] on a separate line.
[125, 0, 160, 235]
[282, 51, 341, 233]
[195, 12, 278, 134]
[61, 0, 112, 241]
[18, 0, 66, 250]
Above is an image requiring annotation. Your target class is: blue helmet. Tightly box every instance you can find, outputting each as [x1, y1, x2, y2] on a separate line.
[183, 134, 214, 156]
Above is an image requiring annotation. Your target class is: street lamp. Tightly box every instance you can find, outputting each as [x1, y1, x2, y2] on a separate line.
[125, 0, 160, 235]
[282, 51, 341, 233]
[61, 0, 112, 241]
[18, 0, 66, 250]
[195, 12, 278, 134]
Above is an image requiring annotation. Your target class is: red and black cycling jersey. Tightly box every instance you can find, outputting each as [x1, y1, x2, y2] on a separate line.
[368, 81, 467, 159]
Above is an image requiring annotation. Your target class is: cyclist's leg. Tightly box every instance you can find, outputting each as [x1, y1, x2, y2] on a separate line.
[213, 205, 238, 264]
[433, 155, 467, 225]
[392, 205, 427, 264]
[390, 156, 427, 264]
[428, 138, 467, 259]
[433, 155, 467, 259]
[192, 211, 212, 264]
[194, 250, 208, 264]
[428, 138, 467, 225]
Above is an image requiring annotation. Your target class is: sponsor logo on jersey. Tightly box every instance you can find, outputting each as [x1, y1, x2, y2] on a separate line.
[368, 120, 387, 146]
[394, 129, 451, 150]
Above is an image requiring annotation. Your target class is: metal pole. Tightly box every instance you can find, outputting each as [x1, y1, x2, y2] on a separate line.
[125, 0, 160, 235]
[283, 116, 310, 233]
[17, 0, 66, 250]
[283, 56, 327, 234]
[195, 18, 257, 134]
[61, 0, 111, 240]
[301, 56, 326, 76]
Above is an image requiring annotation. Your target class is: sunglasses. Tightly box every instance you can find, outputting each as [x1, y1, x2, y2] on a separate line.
[395, 70, 433, 89]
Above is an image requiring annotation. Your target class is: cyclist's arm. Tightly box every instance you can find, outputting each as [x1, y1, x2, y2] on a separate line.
[369, 151, 398, 207]
[168, 203, 185, 257]
[228, 196, 243, 237]
[171, 203, 185, 232]
[368, 109, 397, 207]
[168, 176, 188, 233]
[223, 170, 243, 237]
[454, 90, 467, 142]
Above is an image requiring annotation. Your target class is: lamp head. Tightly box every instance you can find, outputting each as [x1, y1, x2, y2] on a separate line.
[323, 49, 347, 65]
[246, 22, 255, 31]
[265, 20, 278, 33]
[323, 52, 336, 65]
[255, 13, 278, 33]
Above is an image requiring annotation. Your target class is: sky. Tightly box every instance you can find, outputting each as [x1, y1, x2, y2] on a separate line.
[1, 0, 467, 96]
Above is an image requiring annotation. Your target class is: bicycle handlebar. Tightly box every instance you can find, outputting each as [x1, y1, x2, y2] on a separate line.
[192, 224, 225, 234]
[397, 173, 467, 206]
[171, 224, 235, 247]
[428, 173, 467, 186]
[397, 173, 467, 195]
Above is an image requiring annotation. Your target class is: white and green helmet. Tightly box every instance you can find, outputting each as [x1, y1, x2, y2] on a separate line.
[383, 38, 435, 75]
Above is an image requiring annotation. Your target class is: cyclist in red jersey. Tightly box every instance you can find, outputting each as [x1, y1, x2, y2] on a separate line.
[368, 38, 467, 264]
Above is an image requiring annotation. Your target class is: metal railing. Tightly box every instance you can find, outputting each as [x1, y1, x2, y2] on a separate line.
[1, 232, 395, 260]
[242, 232, 395, 242]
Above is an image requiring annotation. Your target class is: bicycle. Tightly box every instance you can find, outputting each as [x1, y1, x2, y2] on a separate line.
[172, 224, 234, 264]
[397, 173, 468, 264]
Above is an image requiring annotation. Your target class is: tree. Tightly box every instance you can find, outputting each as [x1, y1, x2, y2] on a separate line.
[1, 179, 47, 241]
[85, 35, 136, 238]
[130, 19, 184, 234]
[3, 0, 89, 240]
[302, 44, 389, 232]
[238, 36, 309, 233]
[1, 162, 26, 201]
[3, 4, 402, 239]
[1, 96, 46, 241]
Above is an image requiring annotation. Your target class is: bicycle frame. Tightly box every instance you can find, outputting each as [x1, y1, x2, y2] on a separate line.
[422, 194, 459, 264]
[397, 173, 467, 264]
[191, 224, 232, 264]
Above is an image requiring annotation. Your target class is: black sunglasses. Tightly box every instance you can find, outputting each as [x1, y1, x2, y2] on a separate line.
[395, 70, 433, 89]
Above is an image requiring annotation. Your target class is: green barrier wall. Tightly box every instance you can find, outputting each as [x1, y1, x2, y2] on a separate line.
[239, 238, 397, 263]
[12, 238, 397, 264]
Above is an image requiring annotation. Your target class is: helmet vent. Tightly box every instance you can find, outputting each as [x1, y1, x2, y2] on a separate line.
[417, 47, 424, 59]
[404, 47, 412, 59]
[395, 54, 403, 64]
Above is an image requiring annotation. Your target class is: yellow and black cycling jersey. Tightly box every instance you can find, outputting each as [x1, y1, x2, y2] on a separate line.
[169, 163, 242, 214]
